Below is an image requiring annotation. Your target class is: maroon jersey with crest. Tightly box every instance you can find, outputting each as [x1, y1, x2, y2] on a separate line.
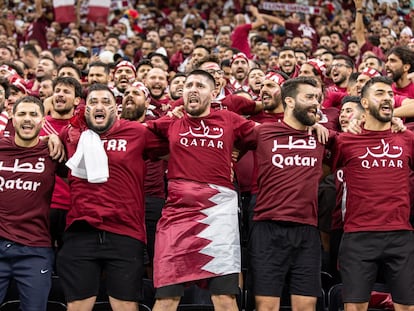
[333, 129, 414, 232]
[0, 138, 57, 246]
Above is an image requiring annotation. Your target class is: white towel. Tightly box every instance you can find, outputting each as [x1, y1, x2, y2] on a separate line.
[66, 129, 109, 183]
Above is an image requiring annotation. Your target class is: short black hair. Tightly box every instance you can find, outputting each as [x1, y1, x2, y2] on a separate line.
[89, 61, 109, 75]
[281, 77, 318, 108]
[57, 61, 82, 79]
[87, 83, 115, 101]
[387, 46, 414, 73]
[13, 95, 44, 115]
[53, 76, 83, 98]
[361, 76, 393, 98]
[187, 69, 215, 89]
[0, 77, 10, 98]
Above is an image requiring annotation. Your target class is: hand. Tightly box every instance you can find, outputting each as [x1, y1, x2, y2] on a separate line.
[308, 123, 329, 144]
[354, 0, 363, 10]
[170, 105, 185, 118]
[391, 117, 406, 133]
[232, 148, 240, 162]
[161, 103, 172, 112]
[345, 119, 363, 134]
[249, 5, 259, 14]
[42, 134, 66, 162]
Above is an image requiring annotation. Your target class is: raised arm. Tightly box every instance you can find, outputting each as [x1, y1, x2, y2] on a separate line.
[249, 6, 266, 30]
[261, 13, 286, 28]
[354, 0, 366, 48]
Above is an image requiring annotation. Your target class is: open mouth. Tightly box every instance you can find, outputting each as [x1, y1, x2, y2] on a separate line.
[380, 104, 392, 113]
[124, 98, 135, 109]
[94, 111, 106, 123]
[21, 123, 34, 133]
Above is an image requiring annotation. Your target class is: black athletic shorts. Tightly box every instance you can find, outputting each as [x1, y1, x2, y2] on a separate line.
[339, 230, 414, 305]
[249, 221, 321, 297]
[57, 227, 145, 302]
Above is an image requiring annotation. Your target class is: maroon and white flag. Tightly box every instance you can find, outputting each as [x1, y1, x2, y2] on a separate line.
[53, 0, 76, 23]
[88, 0, 111, 23]
[153, 180, 241, 288]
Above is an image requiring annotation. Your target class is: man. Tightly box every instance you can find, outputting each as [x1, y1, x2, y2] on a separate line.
[120, 82, 166, 276]
[19, 44, 40, 80]
[147, 70, 257, 311]
[73, 46, 90, 81]
[169, 73, 186, 101]
[249, 77, 330, 311]
[319, 95, 365, 281]
[229, 52, 250, 91]
[38, 77, 54, 102]
[247, 68, 265, 100]
[170, 37, 195, 73]
[40, 77, 82, 250]
[333, 76, 414, 311]
[87, 61, 110, 86]
[57, 62, 82, 82]
[112, 60, 137, 105]
[329, 55, 354, 92]
[231, 5, 265, 58]
[385, 46, 414, 98]
[173, 55, 262, 115]
[0, 96, 60, 310]
[0, 44, 14, 63]
[61, 36, 77, 61]
[57, 83, 165, 311]
[31, 56, 58, 96]
[144, 67, 170, 117]
[276, 47, 300, 78]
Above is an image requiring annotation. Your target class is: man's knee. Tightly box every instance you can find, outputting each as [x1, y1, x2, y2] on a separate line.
[67, 296, 96, 311]
[255, 295, 280, 311]
[152, 297, 180, 311]
[211, 294, 238, 311]
[109, 296, 138, 311]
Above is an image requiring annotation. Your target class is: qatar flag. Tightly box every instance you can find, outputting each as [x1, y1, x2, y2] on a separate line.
[153, 180, 241, 288]
[88, 0, 111, 24]
[53, 0, 76, 23]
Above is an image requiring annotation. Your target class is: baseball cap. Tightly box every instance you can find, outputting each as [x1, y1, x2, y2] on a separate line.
[74, 46, 90, 58]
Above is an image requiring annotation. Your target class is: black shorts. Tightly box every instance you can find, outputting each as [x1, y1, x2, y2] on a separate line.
[155, 273, 239, 298]
[339, 231, 414, 305]
[248, 221, 321, 297]
[57, 229, 145, 302]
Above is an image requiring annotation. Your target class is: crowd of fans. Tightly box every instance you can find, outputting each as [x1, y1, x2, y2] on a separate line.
[1, 0, 414, 310]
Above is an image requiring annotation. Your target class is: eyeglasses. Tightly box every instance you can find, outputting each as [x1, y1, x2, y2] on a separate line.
[205, 69, 224, 75]
[331, 63, 351, 69]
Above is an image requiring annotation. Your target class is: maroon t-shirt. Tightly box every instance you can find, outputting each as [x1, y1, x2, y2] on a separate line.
[285, 22, 318, 50]
[247, 112, 284, 194]
[146, 110, 256, 190]
[60, 119, 166, 242]
[25, 16, 48, 50]
[40, 116, 70, 210]
[333, 129, 414, 232]
[231, 24, 253, 59]
[393, 82, 414, 99]
[0, 138, 57, 246]
[253, 121, 332, 226]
